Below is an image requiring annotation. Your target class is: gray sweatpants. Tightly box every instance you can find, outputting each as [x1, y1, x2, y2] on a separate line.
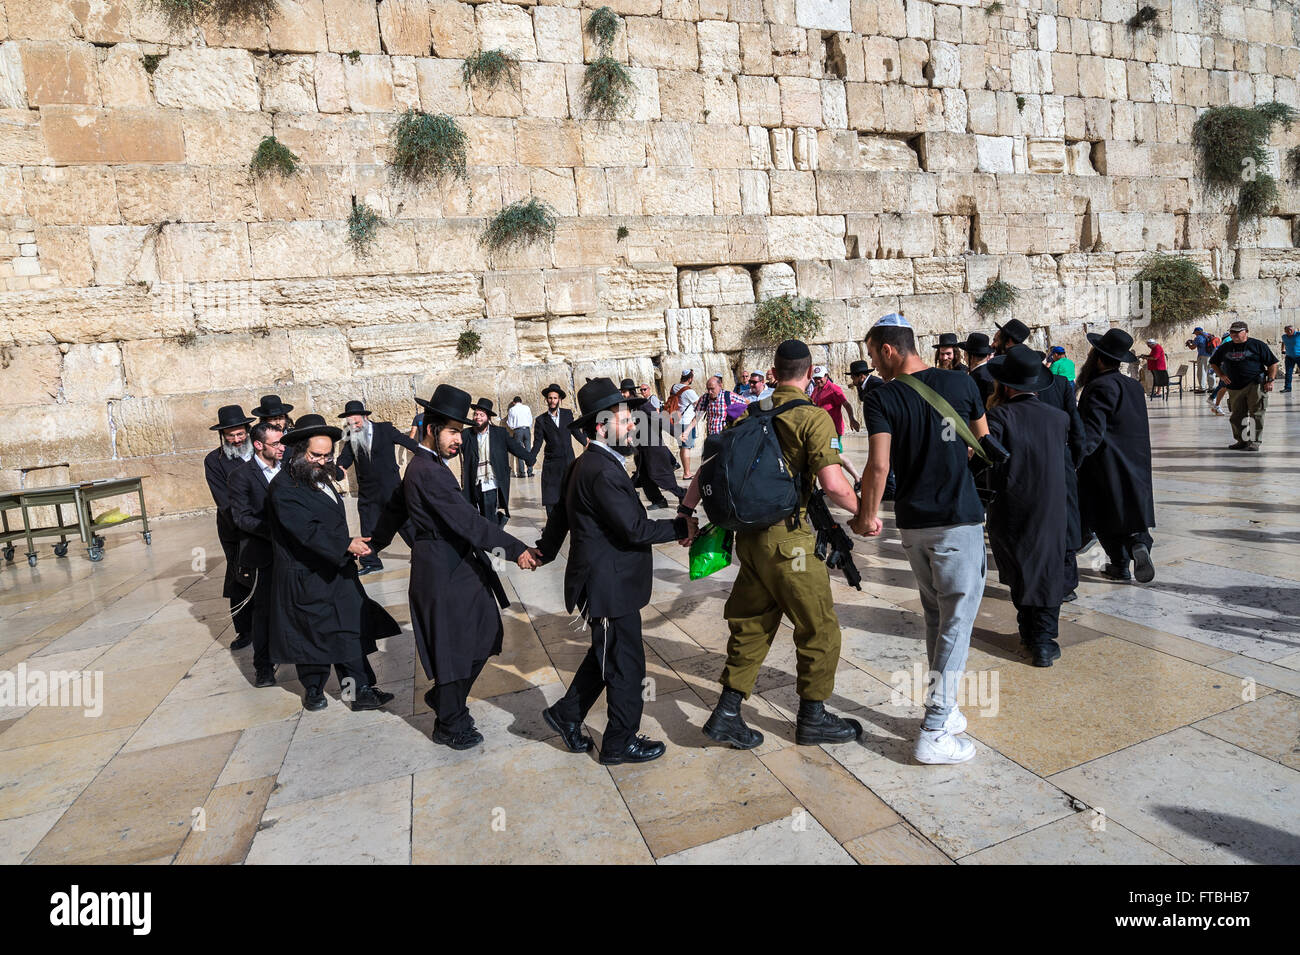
[899, 522, 987, 731]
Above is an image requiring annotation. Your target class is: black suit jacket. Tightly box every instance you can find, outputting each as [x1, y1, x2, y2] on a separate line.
[1037, 372, 1087, 549]
[204, 447, 250, 543]
[336, 421, 420, 503]
[1077, 369, 1156, 538]
[229, 458, 276, 569]
[536, 446, 685, 619]
[459, 424, 534, 518]
[530, 408, 588, 506]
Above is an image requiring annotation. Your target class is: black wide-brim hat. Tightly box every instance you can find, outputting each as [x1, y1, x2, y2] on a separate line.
[995, 318, 1031, 344]
[210, 404, 255, 431]
[282, 413, 342, 444]
[471, 397, 496, 417]
[848, 359, 873, 376]
[988, 345, 1054, 392]
[573, 377, 645, 429]
[956, 332, 994, 357]
[416, 384, 475, 425]
[252, 394, 295, 418]
[541, 383, 566, 399]
[338, 399, 371, 418]
[935, 332, 960, 348]
[619, 378, 636, 392]
[1086, 328, 1138, 364]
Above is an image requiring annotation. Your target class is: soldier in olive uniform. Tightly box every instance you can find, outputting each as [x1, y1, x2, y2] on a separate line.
[680, 339, 865, 748]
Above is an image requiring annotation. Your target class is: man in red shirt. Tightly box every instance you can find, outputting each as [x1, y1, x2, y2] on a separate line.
[810, 365, 862, 487]
[1141, 338, 1169, 399]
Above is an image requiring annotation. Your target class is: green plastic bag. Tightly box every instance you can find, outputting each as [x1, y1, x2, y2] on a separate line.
[689, 523, 734, 580]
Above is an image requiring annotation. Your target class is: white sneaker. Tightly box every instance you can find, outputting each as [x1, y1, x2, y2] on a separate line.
[943, 707, 967, 735]
[1212, 406, 1226, 416]
[915, 728, 976, 764]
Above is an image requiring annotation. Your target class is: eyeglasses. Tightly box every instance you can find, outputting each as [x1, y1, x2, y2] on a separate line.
[304, 452, 334, 463]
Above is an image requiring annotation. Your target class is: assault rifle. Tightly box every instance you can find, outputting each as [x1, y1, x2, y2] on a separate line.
[807, 489, 862, 591]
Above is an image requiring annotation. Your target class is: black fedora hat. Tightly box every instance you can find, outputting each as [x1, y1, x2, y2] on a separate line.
[935, 332, 960, 348]
[1086, 328, 1138, 364]
[848, 359, 872, 376]
[619, 378, 636, 392]
[956, 332, 994, 357]
[471, 397, 496, 417]
[573, 377, 645, 429]
[995, 318, 1030, 344]
[416, 384, 474, 425]
[541, 383, 566, 399]
[251, 394, 295, 418]
[210, 404, 255, 432]
[282, 413, 342, 445]
[988, 345, 1054, 392]
[338, 399, 371, 418]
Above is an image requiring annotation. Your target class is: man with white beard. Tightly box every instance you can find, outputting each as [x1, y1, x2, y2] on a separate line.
[334, 399, 420, 575]
[204, 405, 257, 649]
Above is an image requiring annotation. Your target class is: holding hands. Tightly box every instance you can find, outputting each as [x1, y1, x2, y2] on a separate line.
[848, 514, 883, 537]
[348, 536, 372, 556]
[516, 547, 542, 571]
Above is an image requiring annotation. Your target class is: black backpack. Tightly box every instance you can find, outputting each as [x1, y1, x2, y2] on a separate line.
[697, 399, 810, 532]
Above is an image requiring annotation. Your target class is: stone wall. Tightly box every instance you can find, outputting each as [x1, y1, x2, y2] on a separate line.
[1, 0, 1299, 517]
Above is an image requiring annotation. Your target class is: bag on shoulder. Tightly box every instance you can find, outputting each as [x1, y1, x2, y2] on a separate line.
[696, 399, 810, 532]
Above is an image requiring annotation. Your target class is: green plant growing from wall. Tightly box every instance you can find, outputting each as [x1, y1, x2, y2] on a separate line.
[1192, 102, 1296, 223]
[1126, 5, 1159, 32]
[751, 294, 824, 344]
[1132, 252, 1227, 330]
[143, 0, 279, 30]
[142, 53, 167, 74]
[974, 278, 1019, 317]
[617, 225, 629, 240]
[985, 2, 1003, 15]
[1287, 145, 1300, 180]
[346, 50, 362, 63]
[249, 136, 299, 179]
[461, 49, 520, 91]
[347, 200, 383, 257]
[456, 327, 482, 359]
[582, 57, 635, 120]
[585, 6, 622, 52]
[1016, 95, 1025, 113]
[389, 110, 469, 186]
[479, 197, 558, 253]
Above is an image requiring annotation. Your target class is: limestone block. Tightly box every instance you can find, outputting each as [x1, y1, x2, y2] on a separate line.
[533, 6, 582, 63]
[845, 81, 884, 131]
[413, 57, 471, 114]
[273, 112, 376, 166]
[1, 402, 111, 469]
[598, 266, 678, 312]
[767, 215, 844, 260]
[878, 213, 936, 258]
[20, 40, 99, 106]
[679, 265, 754, 308]
[545, 268, 597, 315]
[29, 225, 89, 286]
[519, 61, 568, 119]
[1025, 137, 1066, 174]
[476, 2, 538, 60]
[61, 342, 124, 403]
[22, 166, 118, 225]
[929, 40, 961, 89]
[867, 258, 913, 294]
[485, 270, 547, 319]
[815, 169, 881, 214]
[737, 75, 781, 126]
[793, 126, 818, 170]
[898, 37, 927, 87]
[323, 0, 382, 54]
[778, 77, 822, 128]
[284, 328, 352, 384]
[0, 43, 28, 110]
[795, 0, 850, 31]
[698, 19, 741, 73]
[794, 259, 833, 300]
[157, 223, 253, 284]
[153, 48, 259, 111]
[843, 214, 879, 259]
[821, 80, 847, 129]
[268, 0, 330, 53]
[975, 135, 1014, 173]
[42, 105, 186, 164]
[754, 262, 796, 300]
[918, 132, 975, 172]
[665, 307, 713, 354]
[87, 225, 156, 286]
[912, 256, 966, 294]
[343, 54, 395, 112]
[625, 17, 696, 71]
[0, 345, 61, 406]
[709, 303, 758, 351]
[377, 0, 432, 56]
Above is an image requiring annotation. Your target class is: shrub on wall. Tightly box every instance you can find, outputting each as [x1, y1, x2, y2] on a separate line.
[1132, 252, 1227, 330]
[751, 295, 824, 343]
[143, 0, 279, 30]
[461, 49, 520, 92]
[389, 110, 469, 186]
[582, 57, 635, 120]
[457, 328, 483, 359]
[249, 136, 299, 179]
[479, 197, 558, 253]
[584, 6, 622, 52]
[1192, 102, 1296, 221]
[347, 201, 383, 257]
[974, 278, 1019, 317]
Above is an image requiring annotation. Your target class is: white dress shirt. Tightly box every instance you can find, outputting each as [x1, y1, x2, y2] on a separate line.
[506, 402, 533, 430]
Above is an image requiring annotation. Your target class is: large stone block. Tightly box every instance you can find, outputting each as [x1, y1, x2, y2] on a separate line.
[485, 269, 547, 319]
[665, 306, 712, 353]
[679, 265, 755, 308]
[754, 261, 796, 299]
[20, 40, 99, 106]
[477, 3, 538, 60]
[767, 215, 845, 260]
[919, 131, 976, 172]
[533, 6, 582, 63]
[114, 166, 213, 225]
[0, 344, 61, 406]
[32, 225, 93, 286]
[626, 17, 698, 71]
[157, 223, 253, 283]
[153, 48, 259, 111]
[22, 166, 119, 225]
[123, 334, 294, 398]
[323, 0, 382, 54]
[40, 106, 185, 164]
[598, 266, 678, 312]
[1, 401, 112, 468]
[377, 0, 432, 56]
[795, 0, 850, 31]
[60, 342, 123, 403]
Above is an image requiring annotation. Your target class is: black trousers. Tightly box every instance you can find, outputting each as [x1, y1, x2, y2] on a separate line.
[430, 657, 490, 734]
[249, 565, 273, 671]
[1016, 603, 1061, 649]
[1064, 549, 1079, 593]
[471, 487, 506, 526]
[552, 612, 646, 755]
[221, 537, 253, 636]
[1099, 530, 1154, 568]
[296, 656, 376, 694]
[634, 466, 683, 507]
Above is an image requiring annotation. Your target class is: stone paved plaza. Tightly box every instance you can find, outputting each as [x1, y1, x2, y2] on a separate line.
[2, 393, 1299, 865]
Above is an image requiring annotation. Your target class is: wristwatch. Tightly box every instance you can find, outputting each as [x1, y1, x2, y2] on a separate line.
[677, 504, 695, 518]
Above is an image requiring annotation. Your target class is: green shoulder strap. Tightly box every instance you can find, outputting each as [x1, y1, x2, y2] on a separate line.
[895, 373, 989, 463]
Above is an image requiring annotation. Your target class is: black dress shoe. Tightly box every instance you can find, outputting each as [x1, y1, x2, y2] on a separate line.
[1131, 543, 1155, 583]
[303, 688, 328, 711]
[1031, 644, 1062, 667]
[1062, 590, 1078, 602]
[357, 563, 382, 576]
[230, 633, 252, 651]
[542, 706, 594, 753]
[599, 735, 666, 765]
[703, 688, 763, 749]
[795, 700, 862, 745]
[432, 723, 484, 750]
[1227, 441, 1249, 450]
[1101, 562, 1132, 581]
[350, 685, 390, 711]
[254, 666, 276, 688]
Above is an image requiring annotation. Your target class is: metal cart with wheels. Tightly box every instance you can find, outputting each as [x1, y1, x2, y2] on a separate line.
[0, 478, 150, 566]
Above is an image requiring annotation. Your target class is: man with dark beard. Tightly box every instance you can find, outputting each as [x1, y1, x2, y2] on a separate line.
[368, 386, 540, 750]
[335, 399, 420, 575]
[1075, 329, 1156, 584]
[992, 318, 1030, 355]
[934, 333, 967, 372]
[531, 383, 587, 518]
[204, 405, 257, 651]
[956, 332, 997, 406]
[459, 398, 534, 526]
[229, 421, 284, 687]
[269, 415, 400, 712]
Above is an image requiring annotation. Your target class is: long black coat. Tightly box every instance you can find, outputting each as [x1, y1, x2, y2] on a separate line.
[228, 458, 275, 570]
[1077, 369, 1156, 539]
[335, 421, 420, 534]
[969, 361, 996, 407]
[530, 408, 587, 507]
[986, 395, 1069, 606]
[205, 446, 251, 598]
[632, 409, 683, 499]
[266, 472, 400, 666]
[537, 446, 684, 619]
[1037, 373, 1086, 550]
[458, 424, 534, 519]
[370, 448, 528, 683]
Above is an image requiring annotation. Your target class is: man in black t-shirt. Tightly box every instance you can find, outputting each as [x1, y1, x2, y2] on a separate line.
[1210, 320, 1279, 451]
[851, 314, 987, 767]
[849, 359, 894, 498]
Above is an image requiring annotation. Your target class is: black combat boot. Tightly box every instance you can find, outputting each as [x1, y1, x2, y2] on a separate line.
[795, 699, 862, 745]
[703, 688, 763, 749]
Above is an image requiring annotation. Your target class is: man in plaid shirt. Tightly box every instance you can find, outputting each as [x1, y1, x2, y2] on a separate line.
[697, 375, 735, 438]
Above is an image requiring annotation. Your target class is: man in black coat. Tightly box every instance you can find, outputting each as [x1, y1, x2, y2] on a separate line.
[984, 347, 1071, 667]
[993, 318, 1030, 355]
[1075, 329, 1157, 583]
[533, 378, 690, 765]
[204, 405, 256, 650]
[459, 397, 534, 526]
[269, 415, 400, 712]
[370, 386, 540, 750]
[620, 378, 685, 509]
[530, 383, 588, 517]
[957, 332, 997, 407]
[1037, 356, 1087, 599]
[252, 394, 295, 431]
[228, 421, 284, 687]
[335, 399, 420, 575]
